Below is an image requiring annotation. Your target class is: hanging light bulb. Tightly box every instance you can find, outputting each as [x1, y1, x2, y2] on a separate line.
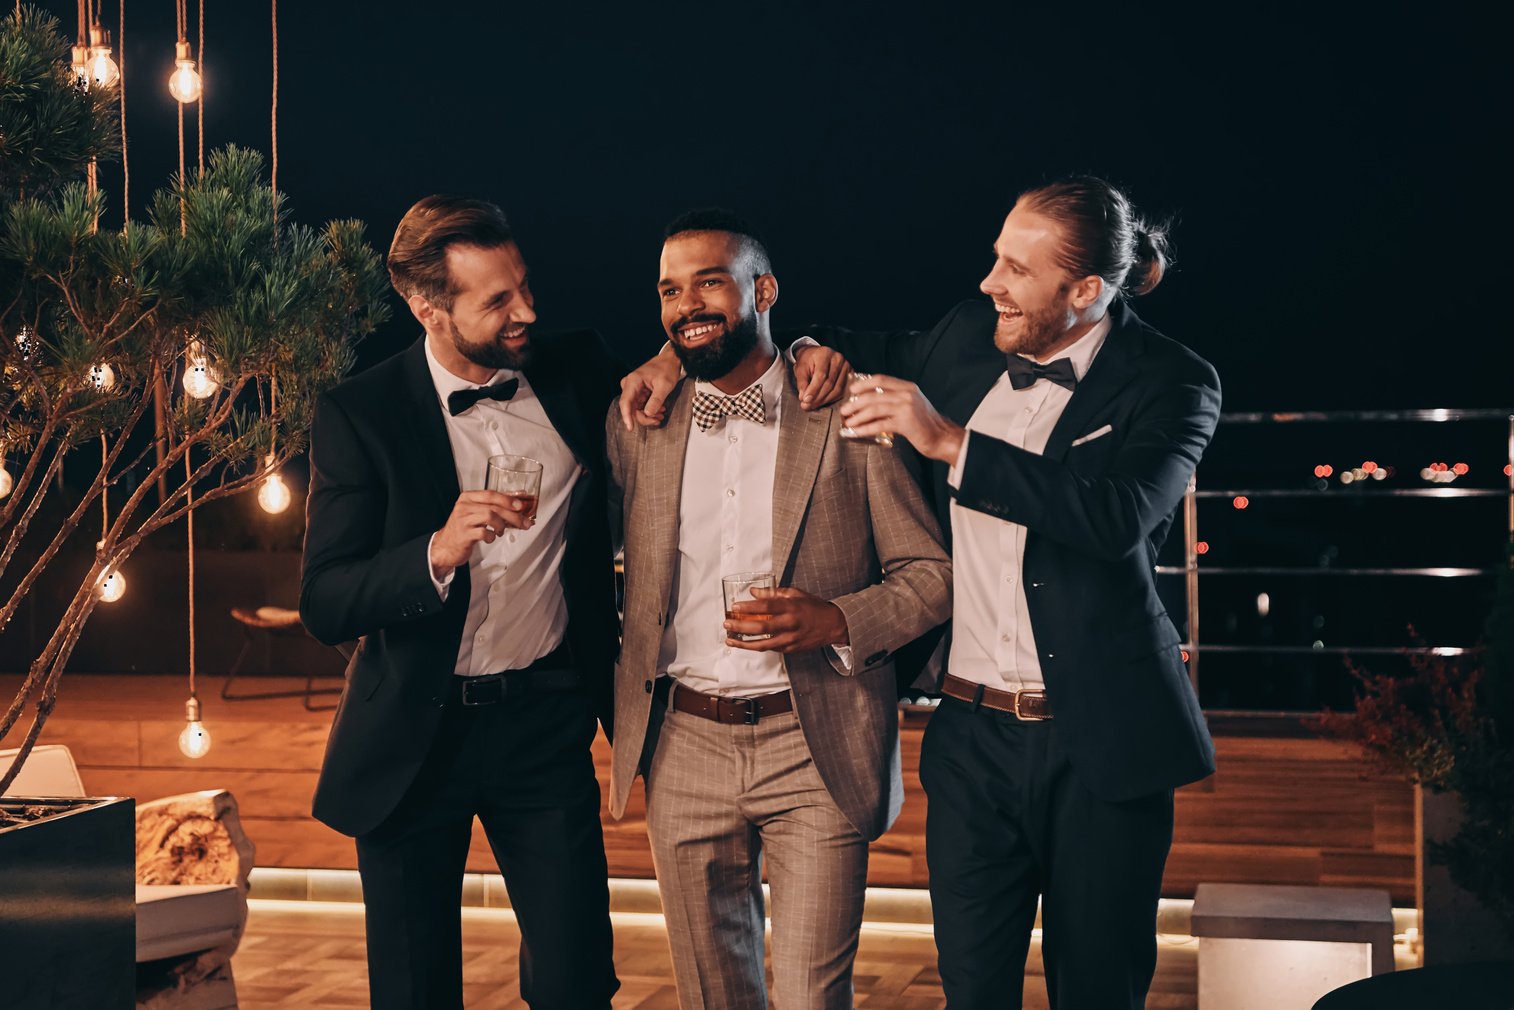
[181, 340, 220, 399]
[87, 25, 120, 88]
[0, 462, 12, 500]
[257, 455, 293, 514]
[168, 40, 203, 104]
[177, 698, 212, 759]
[94, 540, 126, 602]
[90, 362, 116, 391]
[97, 566, 127, 603]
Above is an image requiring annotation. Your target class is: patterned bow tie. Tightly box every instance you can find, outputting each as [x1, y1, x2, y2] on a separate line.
[1004, 355, 1077, 392]
[692, 384, 766, 432]
[447, 378, 519, 416]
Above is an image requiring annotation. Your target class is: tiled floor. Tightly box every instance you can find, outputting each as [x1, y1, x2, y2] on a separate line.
[233, 900, 1200, 1009]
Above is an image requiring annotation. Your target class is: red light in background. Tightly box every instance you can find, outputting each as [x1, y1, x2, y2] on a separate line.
[1194, 541, 1210, 555]
[1233, 496, 1250, 510]
[1362, 461, 1379, 474]
[1314, 464, 1334, 478]
[1180, 650, 1191, 663]
[1452, 462, 1469, 475]
[1505, 464, 1513, 477]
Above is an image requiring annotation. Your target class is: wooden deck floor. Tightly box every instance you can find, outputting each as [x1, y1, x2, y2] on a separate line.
[234, 900, 1200, 1010]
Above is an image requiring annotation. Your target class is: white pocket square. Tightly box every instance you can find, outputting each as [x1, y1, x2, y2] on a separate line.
[1070, 424, 1113, 447]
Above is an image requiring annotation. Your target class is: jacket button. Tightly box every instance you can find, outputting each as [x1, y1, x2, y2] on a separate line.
[643, 679, 653, 694]
[1044, 653, 1055, 660]
[1031, 581, 1046, 589]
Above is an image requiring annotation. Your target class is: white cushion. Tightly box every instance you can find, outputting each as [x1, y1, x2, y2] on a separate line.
[136, 884, 242, 962]
[0, 744, 86, 798]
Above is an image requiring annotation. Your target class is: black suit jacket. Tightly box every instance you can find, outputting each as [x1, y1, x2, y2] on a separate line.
[809, 298, 1221, 800]
[300, 331, 623, 837]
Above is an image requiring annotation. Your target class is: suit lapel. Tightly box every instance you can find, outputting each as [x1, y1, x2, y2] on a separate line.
[939, 335, 1007, 428]
[644, 381, 694, 615]
[1042, 303, 1145, 460]
[772, 366, 831, 577]
[399, 339, 462, 510]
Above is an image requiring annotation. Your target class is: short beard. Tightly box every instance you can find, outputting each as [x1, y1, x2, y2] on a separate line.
[671, 312, 760, 382]
[993, 288, 1074, 359]
[450, 317, 533, 370]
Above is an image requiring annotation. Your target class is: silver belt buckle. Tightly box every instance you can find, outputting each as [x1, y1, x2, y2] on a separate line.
[1012, 688, 1049, 721]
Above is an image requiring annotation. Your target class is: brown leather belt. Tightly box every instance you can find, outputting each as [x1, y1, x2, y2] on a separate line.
[667, 681, 794, 726]
[941, 674, 1052, 721]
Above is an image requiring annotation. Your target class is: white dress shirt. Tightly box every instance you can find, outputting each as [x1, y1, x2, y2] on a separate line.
[422, 337, 583, 677]
[946, 313, 1112, 693]
[658, 354, 790, 696]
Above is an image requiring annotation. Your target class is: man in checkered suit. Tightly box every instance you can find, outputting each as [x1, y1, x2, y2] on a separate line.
[605, 209, 952, 1010]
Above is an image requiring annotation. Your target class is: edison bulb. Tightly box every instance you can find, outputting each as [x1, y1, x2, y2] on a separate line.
[258, 471, 292, 514]
[169, 61, 202, 103]
[0, 465, 12, 500]
[183, 361, 219, 399]
[178, 698, 212, 759]
[88, 47, 120, 88]
[97, 566, 126, 603]
[90, 362, 116, 391]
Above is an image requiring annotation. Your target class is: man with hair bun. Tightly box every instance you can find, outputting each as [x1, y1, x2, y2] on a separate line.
[830, 175, 1221, 1008]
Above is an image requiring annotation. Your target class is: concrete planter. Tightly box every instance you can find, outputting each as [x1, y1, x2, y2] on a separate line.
[1416, 785, 1514, 964]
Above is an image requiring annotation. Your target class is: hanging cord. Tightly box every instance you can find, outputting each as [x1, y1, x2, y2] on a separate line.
[196, 0, 203, 171]
[118, 0, 129, 231]
[270, 0, 278, 243]
[185, 453, 196, 700]
[99, 433, 108, 541]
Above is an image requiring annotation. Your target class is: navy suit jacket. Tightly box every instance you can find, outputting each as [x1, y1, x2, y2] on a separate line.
[299, 332, 622, 837]
[809, 298, 1221, 800]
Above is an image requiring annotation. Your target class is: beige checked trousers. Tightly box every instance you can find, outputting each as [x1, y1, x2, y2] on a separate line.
[644, 693, 870, 1010]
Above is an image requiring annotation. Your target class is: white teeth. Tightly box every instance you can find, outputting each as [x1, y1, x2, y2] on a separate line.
[995, 302, 1022, 317]
[682, 324, 718, 338]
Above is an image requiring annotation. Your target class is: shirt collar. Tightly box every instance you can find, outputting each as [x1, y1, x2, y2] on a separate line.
[422, 334, 517, 405]
[692, 351, 785, 419]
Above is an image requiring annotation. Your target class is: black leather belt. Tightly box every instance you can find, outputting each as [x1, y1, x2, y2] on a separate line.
[449, 642, 577, 706]
[662, 679, 794, 726]
[941, 674, 1052, 720]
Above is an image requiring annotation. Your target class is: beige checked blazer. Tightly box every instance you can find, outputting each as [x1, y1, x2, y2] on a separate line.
[605, 363, 952, 840]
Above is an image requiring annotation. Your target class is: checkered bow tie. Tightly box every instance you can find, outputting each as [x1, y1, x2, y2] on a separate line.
[692, 384, 766, 432]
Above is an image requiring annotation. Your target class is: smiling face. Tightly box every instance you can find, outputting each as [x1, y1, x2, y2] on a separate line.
[657, 230, 777, 385]
[978, 204, 1104, 360]
[419, 242, 537, 376]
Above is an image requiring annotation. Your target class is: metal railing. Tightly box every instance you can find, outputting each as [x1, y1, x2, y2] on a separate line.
[1168, 408, 1514, 710]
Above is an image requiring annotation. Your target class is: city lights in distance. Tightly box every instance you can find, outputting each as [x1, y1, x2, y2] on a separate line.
[1233, 496, 1250, 510]
[1313, 464, 1334, 478]
[1194, 541, 1210, 556]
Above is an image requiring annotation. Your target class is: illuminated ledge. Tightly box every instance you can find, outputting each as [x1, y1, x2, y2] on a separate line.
[246, 868, 1417, 939]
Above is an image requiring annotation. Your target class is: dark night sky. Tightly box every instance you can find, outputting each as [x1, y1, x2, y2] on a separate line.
[33, 0, 1513, 410]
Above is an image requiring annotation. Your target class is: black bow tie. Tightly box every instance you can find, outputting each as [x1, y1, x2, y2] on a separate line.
[447, 378, 519, 416]
[1004, 355, 1077, 391]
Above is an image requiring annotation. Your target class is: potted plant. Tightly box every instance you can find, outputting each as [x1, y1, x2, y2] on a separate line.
[1, 6, 387, 1003]
[1314, 539, 1514, 964]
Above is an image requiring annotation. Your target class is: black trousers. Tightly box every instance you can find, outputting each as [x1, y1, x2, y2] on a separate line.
[354, 686, 618, 1010]
[920, 696, 1173, 1010]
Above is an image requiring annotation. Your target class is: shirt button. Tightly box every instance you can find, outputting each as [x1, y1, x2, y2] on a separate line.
[726, 488, 736, 497]
[724, 545, 734, 552]
[1004, 575, 1015, 584]
[1001, 634, 1010, 643]
[729, 435, 738, 443]
[490, 421, 499, 430]
[508, 534, 517, 543]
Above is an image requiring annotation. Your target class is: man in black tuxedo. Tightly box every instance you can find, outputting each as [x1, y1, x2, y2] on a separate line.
[300, 196, 620, 1010]
[833, 177, 1221, 1009]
